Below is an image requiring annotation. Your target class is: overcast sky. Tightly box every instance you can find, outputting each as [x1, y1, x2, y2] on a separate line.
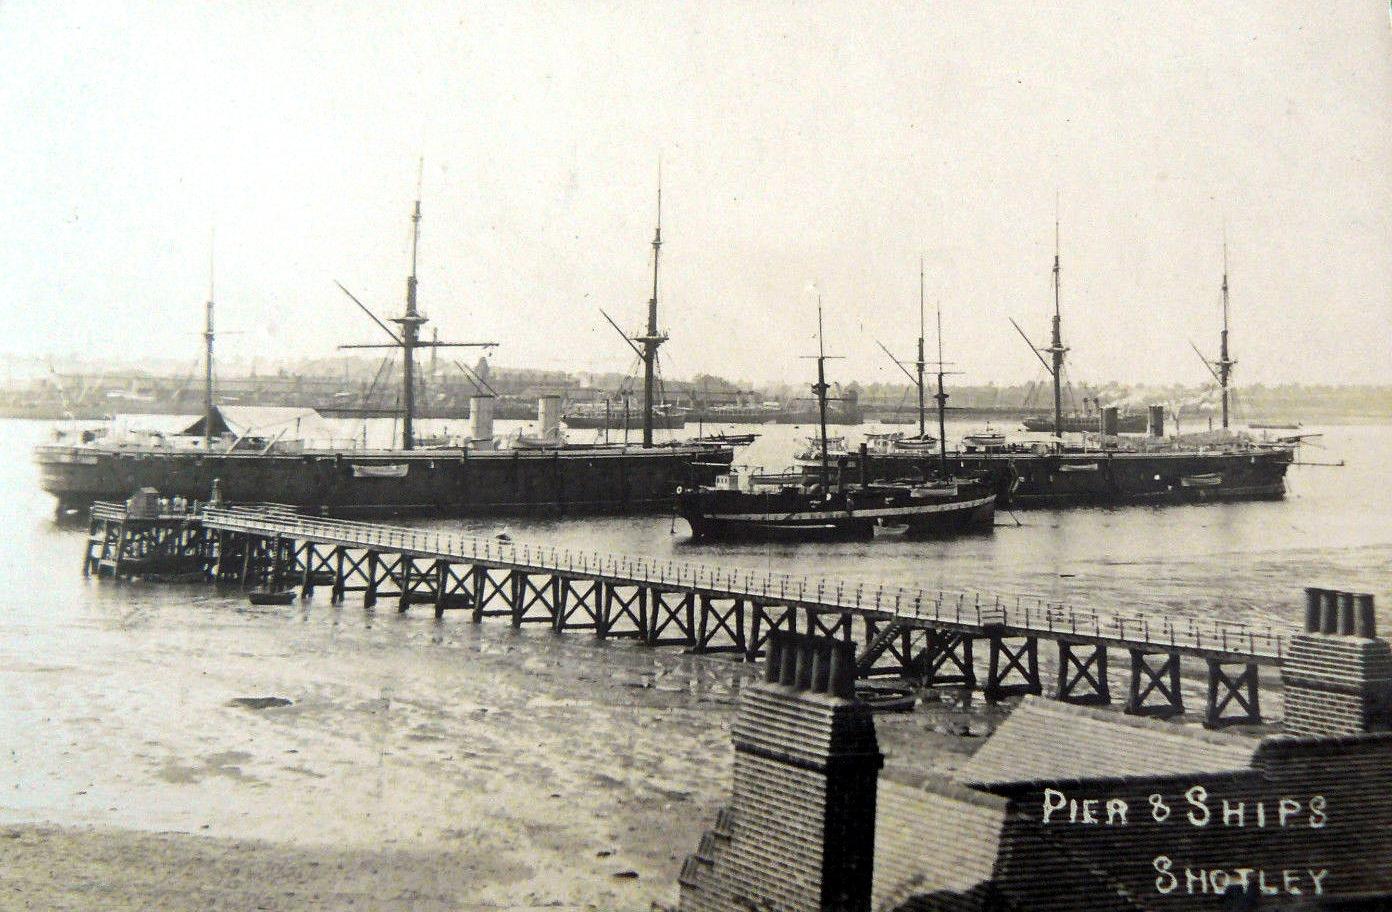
[1, 2, 1389, 389]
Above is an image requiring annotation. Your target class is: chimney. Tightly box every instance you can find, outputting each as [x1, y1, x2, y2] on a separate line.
[1282, 587, 1392, 737]
[678, 632, 882, 912]
[1100, 406, 1119, 437]
[469, 394, 495, 450]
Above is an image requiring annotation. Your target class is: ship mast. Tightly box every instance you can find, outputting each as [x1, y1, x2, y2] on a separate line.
[934, 303, 949, 478]
[337, 161, 496, 449]
[396, 169, 426, 450]
[1047, 212, 1068, 445]
[204, 240, 215, 452]
[916, 257, 927, 439]
[1217, 238, 1235, 429]
[634, 167, 668, 447]
[814, 295, 831, 488]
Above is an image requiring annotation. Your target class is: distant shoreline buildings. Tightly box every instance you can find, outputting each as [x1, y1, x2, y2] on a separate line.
[4, 355, 1387, 424]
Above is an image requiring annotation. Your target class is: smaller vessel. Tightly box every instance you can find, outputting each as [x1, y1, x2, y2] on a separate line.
[794, 434, 851, 463]
[865, 431, 938, 455]
[688, 431, 760, 447]
[563, 400, 686, 430]
[1021, 405, 1147, 435]
[678, 292, 995, 541]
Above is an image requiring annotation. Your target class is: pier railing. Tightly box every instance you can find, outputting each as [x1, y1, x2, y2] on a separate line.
[200, 508, 1291, 661]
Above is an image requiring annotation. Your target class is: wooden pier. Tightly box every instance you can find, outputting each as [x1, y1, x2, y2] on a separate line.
[84, 502, 1300, 728]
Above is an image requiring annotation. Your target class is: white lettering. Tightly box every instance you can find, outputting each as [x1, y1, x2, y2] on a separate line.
[1081, 798, 1100, 824]
[1106, 797, 1128, 825]
[1153, 856, 1177, 894]
[1310, 795, 1327, 828]
[1222, 799, 1245, 827]
[1278, 797, 1300, 827]
[1156, 865, 1329, 897]
[1150, 793, 1171, 822]
[1042, 788, 1067, 824]
[1186, 785, 1210, 826]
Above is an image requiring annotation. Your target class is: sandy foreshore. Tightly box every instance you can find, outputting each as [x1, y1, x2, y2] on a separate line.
[2, 823, 551, 911]
[1, 565, 994, 912]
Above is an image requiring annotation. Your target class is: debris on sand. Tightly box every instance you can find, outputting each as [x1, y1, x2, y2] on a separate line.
[227, 697, 293, 710]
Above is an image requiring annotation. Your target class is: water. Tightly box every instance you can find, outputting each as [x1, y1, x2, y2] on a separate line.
[3, 416, 1390, 908]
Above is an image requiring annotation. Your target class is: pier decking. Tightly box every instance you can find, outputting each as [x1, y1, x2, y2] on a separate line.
[84, 501, 1316, 728]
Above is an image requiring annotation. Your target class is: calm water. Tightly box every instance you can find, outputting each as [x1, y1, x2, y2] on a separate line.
[2, 416, 1389, 905]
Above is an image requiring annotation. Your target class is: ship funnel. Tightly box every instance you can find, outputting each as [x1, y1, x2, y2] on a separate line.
[469, 395, 495, 450]
[538, 395, 561, 443]
[1100, 406, 1119, 437]
[1148, 404, 1165, 438]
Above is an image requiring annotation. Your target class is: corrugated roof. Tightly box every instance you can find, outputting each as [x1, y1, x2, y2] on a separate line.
[954, 696, 1259, 789]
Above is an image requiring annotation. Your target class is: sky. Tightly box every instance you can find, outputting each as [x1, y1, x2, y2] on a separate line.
[1, 1, 1389, 389]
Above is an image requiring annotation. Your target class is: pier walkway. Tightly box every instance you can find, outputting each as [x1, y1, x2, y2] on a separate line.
[85, 502, 1306, 728]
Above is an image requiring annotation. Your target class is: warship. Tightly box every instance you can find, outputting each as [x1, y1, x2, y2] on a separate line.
[807, 233, 1292, 507]
[35, 184, 732, 516]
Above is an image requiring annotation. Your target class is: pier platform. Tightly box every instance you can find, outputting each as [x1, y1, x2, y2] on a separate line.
[84, 501, 1318, 729]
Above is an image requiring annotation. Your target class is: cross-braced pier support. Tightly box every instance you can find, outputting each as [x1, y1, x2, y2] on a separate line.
[745, 602, 795, 661]
[298, 543, 342, 601]
[985, 634, 1041, 701]
[1055, 641, 1111, 706]
[693, 595, 746, 654]
[555, 577, 601, 632]
[511, 571, 560, 626]
[363, 551, 403, 609]
[1205, 659, 1261, 728]
[471, 565, 512, 622]
[599, 582, 646, 639]
[906, 629, 976, 689]
[1126, 649, 1185, 718]
[647, 589, 696, 647]
[804, 607, 853, 645]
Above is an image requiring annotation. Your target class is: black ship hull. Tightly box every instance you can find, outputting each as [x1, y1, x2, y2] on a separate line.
[824, 448, 1292, 509]
[35, 444, 732, 517]
[678, 487, 996, 542]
